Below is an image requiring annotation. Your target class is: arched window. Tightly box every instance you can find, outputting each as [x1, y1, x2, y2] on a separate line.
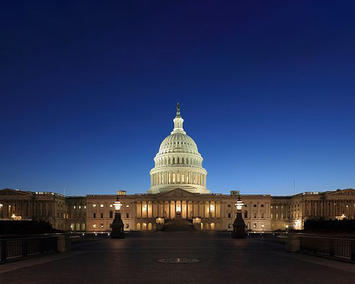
[148, 223, 152, 231]
[136, 223, 141, 230]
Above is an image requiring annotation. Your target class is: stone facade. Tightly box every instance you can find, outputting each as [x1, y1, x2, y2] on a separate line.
[1, 188, 354, 232]
[0, 189, 67, 230]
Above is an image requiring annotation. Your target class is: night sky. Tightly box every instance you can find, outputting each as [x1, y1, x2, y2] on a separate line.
[1, 1, 355, 196]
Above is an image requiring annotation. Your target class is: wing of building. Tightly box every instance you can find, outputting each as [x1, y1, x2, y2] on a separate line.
[1, 104, 355, 232]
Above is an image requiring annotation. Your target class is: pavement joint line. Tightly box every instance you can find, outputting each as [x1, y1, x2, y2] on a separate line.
[0, 251, 85, 275]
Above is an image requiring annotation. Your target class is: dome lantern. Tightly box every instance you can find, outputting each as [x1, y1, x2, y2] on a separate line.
[171, 102, 186, 135]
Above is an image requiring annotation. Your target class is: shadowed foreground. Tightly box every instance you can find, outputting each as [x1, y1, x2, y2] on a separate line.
[0, 232, 354, 284]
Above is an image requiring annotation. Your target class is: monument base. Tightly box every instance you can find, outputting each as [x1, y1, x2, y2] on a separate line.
[231, 212, 247, 239]
[111, 212, 125, 239]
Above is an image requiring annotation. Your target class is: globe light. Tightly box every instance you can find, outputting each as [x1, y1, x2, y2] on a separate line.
[113, 201, 122, 211]
[235, 198, 244, 211]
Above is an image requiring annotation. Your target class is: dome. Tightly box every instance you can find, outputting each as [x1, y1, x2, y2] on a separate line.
[148, 103, 209, 195]
[158, 133, 199, 155]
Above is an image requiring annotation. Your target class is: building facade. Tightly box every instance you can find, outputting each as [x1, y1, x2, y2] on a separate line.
[1, 104, 355, 232]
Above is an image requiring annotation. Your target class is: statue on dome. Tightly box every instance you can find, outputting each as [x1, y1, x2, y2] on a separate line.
[176, 102, 181, 117]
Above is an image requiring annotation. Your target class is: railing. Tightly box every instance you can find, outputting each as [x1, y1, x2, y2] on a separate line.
[293, 235, 355, 261]
[0, 235, 64, 264]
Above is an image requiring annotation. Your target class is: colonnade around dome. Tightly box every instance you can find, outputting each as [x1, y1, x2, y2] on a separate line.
[151, 171, 206, 187]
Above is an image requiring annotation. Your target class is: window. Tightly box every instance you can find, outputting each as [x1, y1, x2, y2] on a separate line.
[261, 204, 264, 207]
[100, 223, 104, 228]
[93, 213, 96, 218]
[101, 213, 104, 218]
[125, 224, 129, 229]
[253, 204, 257, 208]
[228, 204, 231, 208]
[126, 213, 129, 218]
[228, 213, 231, 218]
[244, 211, 248, 218]
[261, 213, 264, 219]
[100, 204, 104, 208]
[109, 211, 113, 218]
[93, 204, 96, 208]
[254, 213, 257, 218]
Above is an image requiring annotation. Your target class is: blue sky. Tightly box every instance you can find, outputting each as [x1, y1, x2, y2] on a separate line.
[1, 1, 354, 196]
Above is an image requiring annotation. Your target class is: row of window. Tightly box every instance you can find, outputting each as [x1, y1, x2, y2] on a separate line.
[91, 204, 130, 208]
[155, 156, 200, 166]
[228, 204, 266, 208]
[92, 223, 130, 229]
[227, 211, 265, 219]
[92, 212, 130, 219]
[73, 205, 86, 210]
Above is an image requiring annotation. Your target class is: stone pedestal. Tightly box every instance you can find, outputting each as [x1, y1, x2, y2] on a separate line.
[111, 212, 125, 239]
[231, 212, 247, 239]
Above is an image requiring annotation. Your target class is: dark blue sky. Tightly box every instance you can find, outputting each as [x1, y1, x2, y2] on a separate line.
[1, 1, 355, 196]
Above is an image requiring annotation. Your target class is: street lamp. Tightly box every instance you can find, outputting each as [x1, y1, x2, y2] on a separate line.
[231, 195, 247, 239]
[113, 200, 122, 211]
[111, 197, 125, 239]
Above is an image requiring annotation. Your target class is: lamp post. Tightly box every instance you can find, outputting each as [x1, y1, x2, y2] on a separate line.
[231, 196, 247, 239]
[111, 199, 125, 239]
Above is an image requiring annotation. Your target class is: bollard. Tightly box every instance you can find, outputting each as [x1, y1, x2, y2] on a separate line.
[57, 235, 67, 253]
[286, 234, 300, 252]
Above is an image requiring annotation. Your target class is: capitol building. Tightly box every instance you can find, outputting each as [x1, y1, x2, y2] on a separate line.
[1, 104, 355, 232]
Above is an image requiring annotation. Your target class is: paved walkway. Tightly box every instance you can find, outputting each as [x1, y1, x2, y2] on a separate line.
[0, 232, 354, 283]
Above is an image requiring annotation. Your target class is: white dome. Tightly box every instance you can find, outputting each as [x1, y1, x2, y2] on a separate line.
[158, 133, 199, 155]
[148, 103, 209, 194]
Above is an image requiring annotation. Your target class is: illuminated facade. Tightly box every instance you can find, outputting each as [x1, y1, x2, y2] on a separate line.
[1, 105, 355, 232]
[148, 103, 209, 194]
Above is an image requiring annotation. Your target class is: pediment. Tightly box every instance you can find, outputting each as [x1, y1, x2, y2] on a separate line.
[157, 188, 199, 198]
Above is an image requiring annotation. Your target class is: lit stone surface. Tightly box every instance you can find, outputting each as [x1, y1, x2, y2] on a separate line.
[148, 103, 210, 194]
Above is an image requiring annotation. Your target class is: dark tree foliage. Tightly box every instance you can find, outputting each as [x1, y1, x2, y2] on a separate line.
[0, 220, 62, 235]
[304, 219, 355, 233]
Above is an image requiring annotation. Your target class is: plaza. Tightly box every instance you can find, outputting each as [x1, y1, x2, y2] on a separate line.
[0, 232, 354, 283]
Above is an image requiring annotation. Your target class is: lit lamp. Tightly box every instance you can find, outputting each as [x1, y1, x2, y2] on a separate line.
[231, 195, 247, 239]
[113, 200, 122, 211]
[111, 198, 125, 239]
